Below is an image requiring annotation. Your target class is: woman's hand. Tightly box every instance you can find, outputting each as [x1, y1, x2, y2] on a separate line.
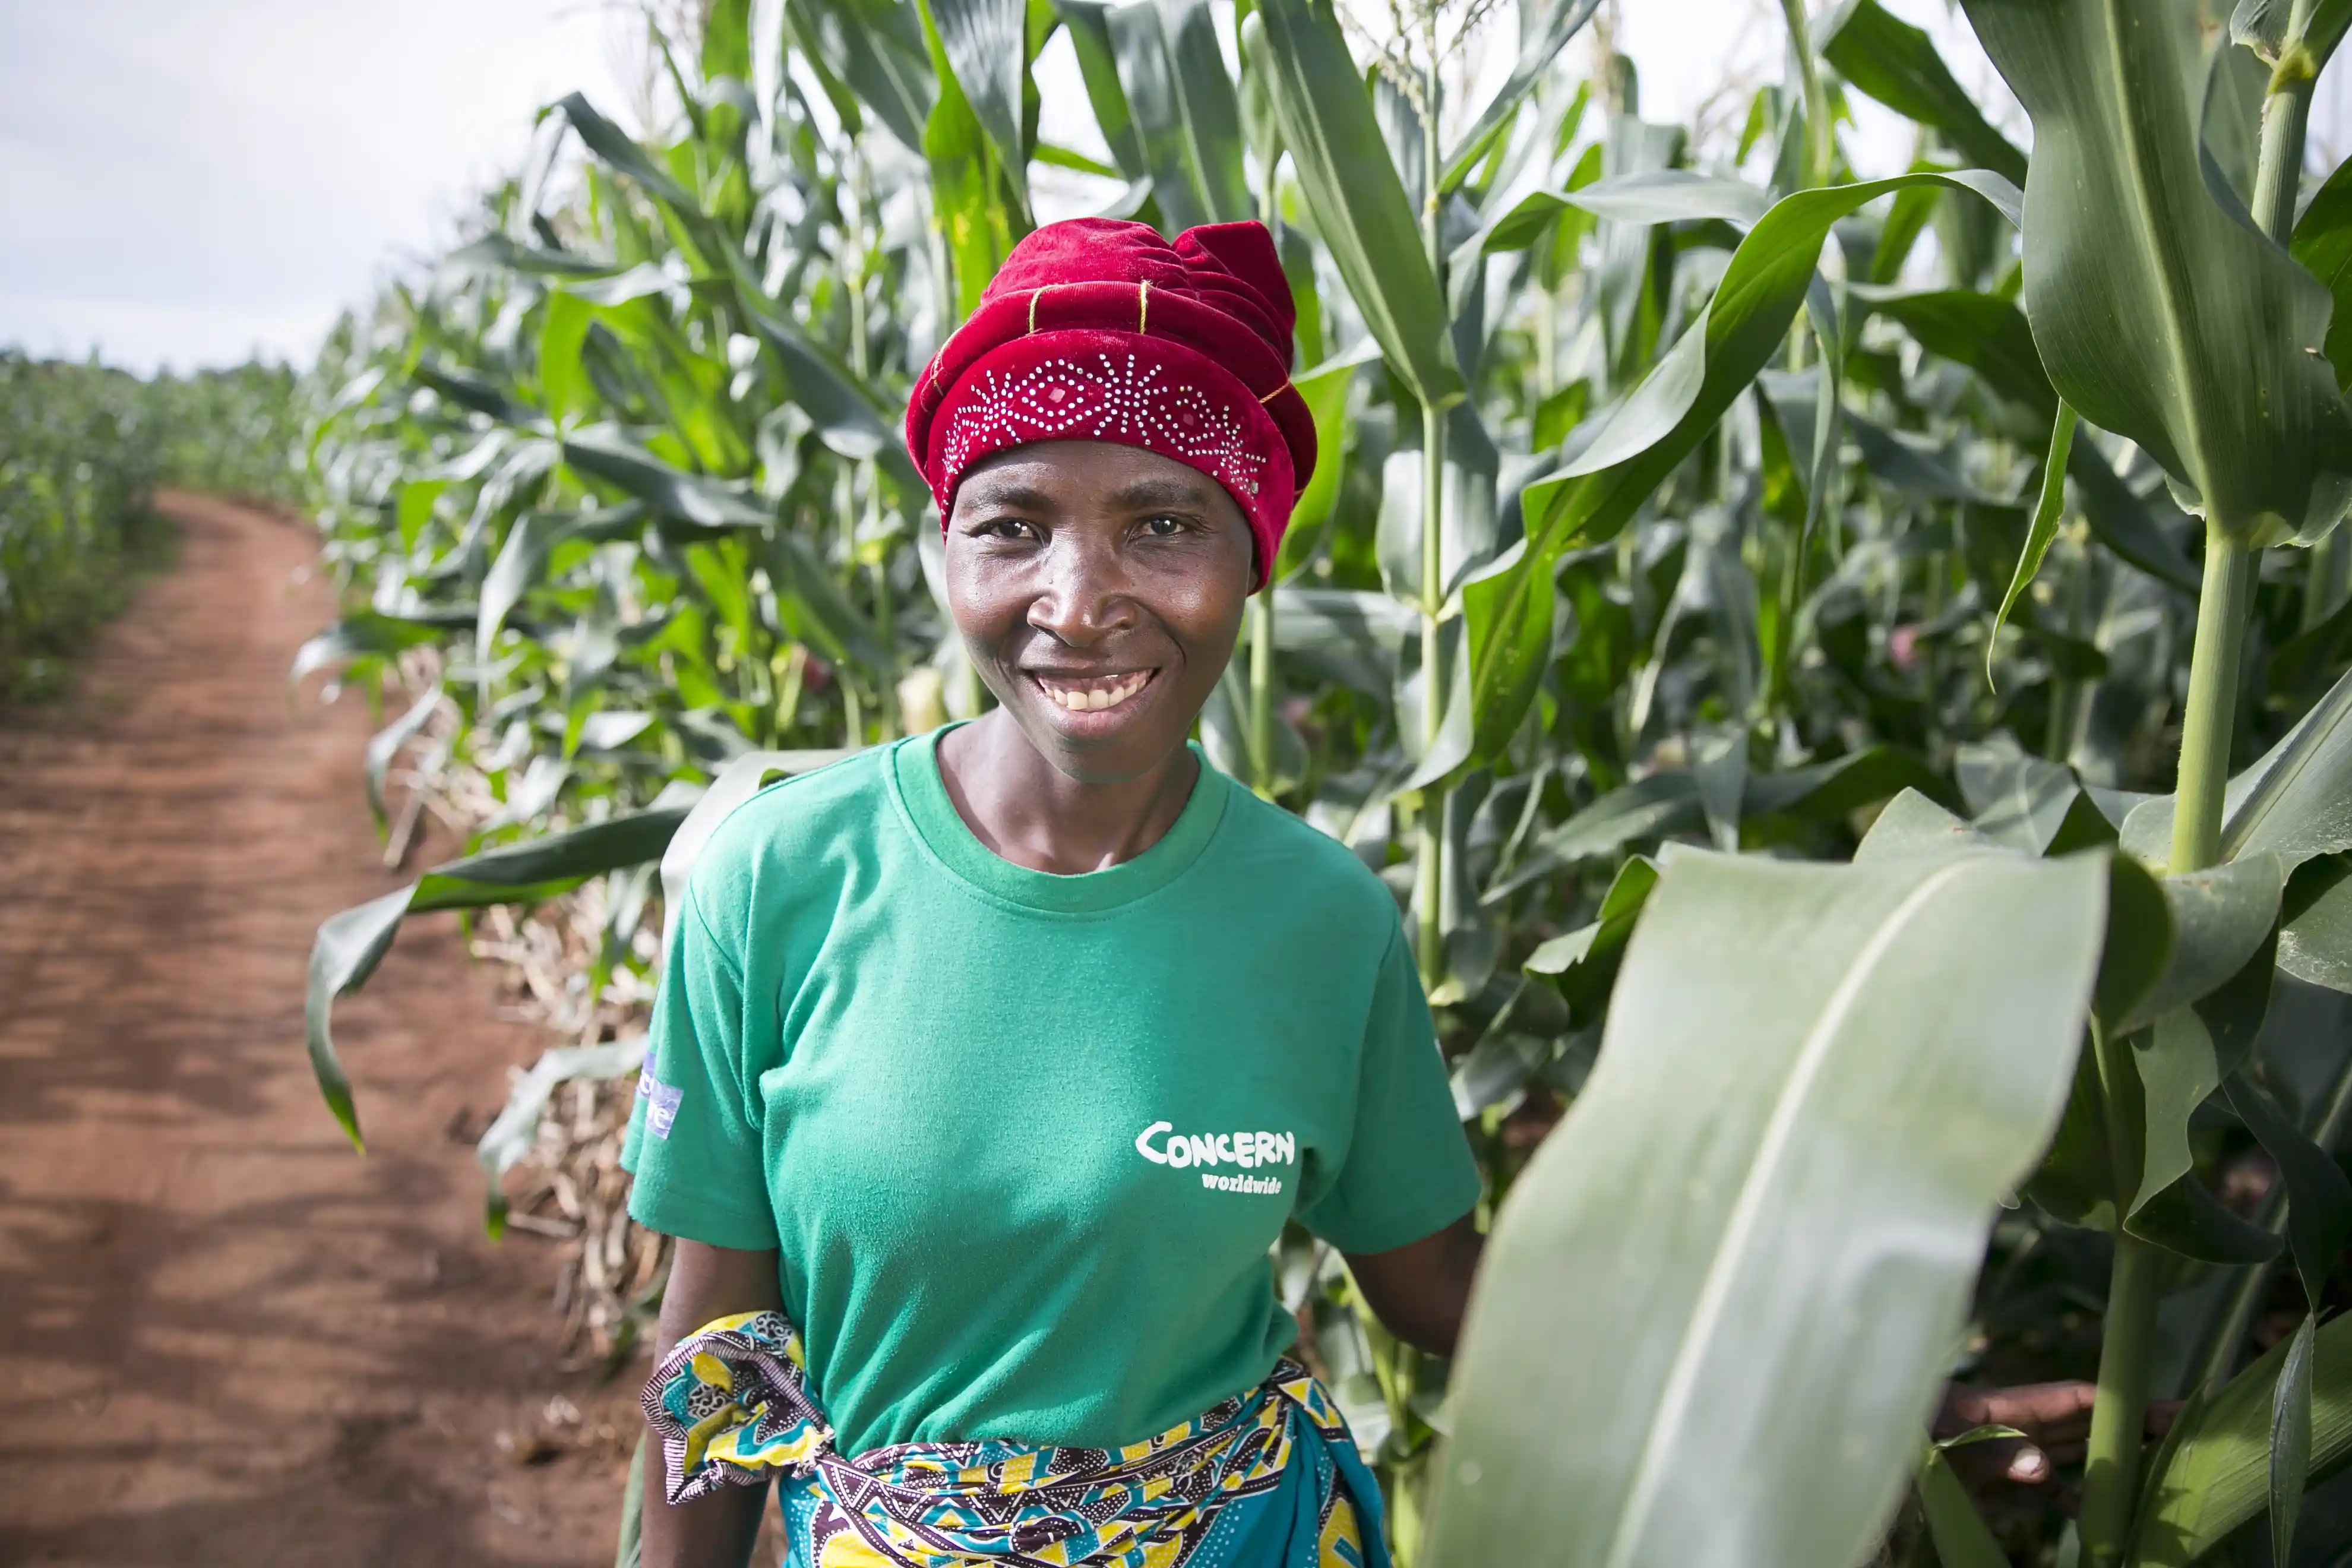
[641, 1238, 784, 1568]
[1936, 1380, 2180, 1503]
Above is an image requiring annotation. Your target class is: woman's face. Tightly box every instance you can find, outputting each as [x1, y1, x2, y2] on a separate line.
[944, 440, 1254, 783]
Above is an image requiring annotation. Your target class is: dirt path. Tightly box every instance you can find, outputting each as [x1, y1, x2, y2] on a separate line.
[0, 495, 637, 1566]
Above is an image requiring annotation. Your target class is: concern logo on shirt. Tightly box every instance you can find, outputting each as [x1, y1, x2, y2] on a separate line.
[1133, 1121, 1294, 1196]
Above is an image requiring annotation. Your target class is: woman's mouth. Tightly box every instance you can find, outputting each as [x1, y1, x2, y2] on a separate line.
[1031, 669, 1157, 714]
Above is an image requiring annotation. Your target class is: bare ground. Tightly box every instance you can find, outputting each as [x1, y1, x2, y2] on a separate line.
[0, 494, 640, 1566]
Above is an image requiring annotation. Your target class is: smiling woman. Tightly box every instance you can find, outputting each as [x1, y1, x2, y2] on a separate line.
[623, 217, 1487, 1568]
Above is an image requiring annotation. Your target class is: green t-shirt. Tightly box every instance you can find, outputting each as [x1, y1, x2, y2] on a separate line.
[621, 727, 1479, 1458]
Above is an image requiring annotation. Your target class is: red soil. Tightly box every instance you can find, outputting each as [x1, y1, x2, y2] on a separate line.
[0, 495, 641, 1566]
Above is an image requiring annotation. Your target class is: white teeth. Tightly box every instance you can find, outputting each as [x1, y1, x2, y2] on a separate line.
[1043, 673, 1150, 712]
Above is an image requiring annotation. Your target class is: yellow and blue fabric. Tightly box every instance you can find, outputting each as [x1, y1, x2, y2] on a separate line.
[645, 1310, 1390, 1568]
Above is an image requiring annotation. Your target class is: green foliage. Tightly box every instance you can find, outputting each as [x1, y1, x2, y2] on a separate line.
[0, 352, 302, 700]
[1425, 846, 2106, 1568]
[283, 1, 2352, 1563]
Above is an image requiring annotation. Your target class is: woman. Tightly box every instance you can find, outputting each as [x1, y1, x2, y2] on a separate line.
[621, 217, 2104, 1567]
[623, 217, 1480, 1568]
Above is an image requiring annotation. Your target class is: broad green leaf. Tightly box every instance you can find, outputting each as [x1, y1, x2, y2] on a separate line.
[617, 1434, 647, 1568]
[2231, 0, 2352, 75]
[475, 1036, 646, 1233]
[1272, 347, 1370, 579]
[1917, 1444, 2010, 1568]
[1953, 741, 2115, 857]
[536, 289, 594, 425]
[362, 684, 445, 829]
[447, 232, 619, 280]
[2273, 589, 2352, 694]
[1821, 0, 2029, 185]
[1053, 0, 1147, 177]
[1251, 0, 1463, 409]
[2228, 1068, 2352, 1305]
[2280, 853, 2352, 992]
[304, 807, 691, 1146]
[1105, 0, 1250, 232]
[1439, 0, 1600, 188]
[2116, 854, 2287, 1033]
[1961, 0, 2352, 546]
[1861, 287, 2199, 589]
[1852, 788, 1999, 864]
[2273, 1317, 2319, 1568]
[2130, 1155, 2285, 1264]
[1424, 849, 2106, 1568]
[479, 507, 644, 666]
[1270, 586, 1417, 649]
[2129, 1010, 2227, 1220]
[1030, 140, 1120, 178]
[1523, 855, 1658, 1028]
[1557, 170, 1771, 227]
[703, 0, 753, 77]
[918, 0, 1027, 317]
[2199, 36, 2271, 213]
[1465, 169, 2019, 760]
[1519, 772, 1702, 870]
[2122, 665, 2352, 872]
[783, 0, 935, 149]
[1742, 745, 1948, 819]
[1989, 402, 2078, 687]
[1865, 289, 2053, 410]
[2029, 1034, 2122, 1229]
[922, 0, 1030, 216]
[289, 610, 467, 688]
[1496, 747, 1939, 896]
[1235, 10, 1281, 189]
[716, 247, 922, 491]
[2131, 1310, 2352, 1565]
[557, 93, 709, 237]
[413, 363, 524, 425]
[2293, 152, 2352, 392]
[657, 749, 853, 919]
[1858, 783, 2176, 1029]
[1269, 584, 1410, 694]
[562, 429, 772, 527]
[767, 529, 889, 667]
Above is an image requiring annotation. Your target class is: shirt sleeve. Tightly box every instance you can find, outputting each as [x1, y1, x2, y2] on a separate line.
[1295, 920, 1483, 1255]
[620, 887, 780, 1253]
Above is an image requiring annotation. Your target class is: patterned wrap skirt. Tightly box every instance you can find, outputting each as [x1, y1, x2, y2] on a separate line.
[643, 1311, 1392, 1568]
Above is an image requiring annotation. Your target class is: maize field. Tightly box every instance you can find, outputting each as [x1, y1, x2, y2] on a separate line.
[253, 0, 2352, 1561]
[0, 353, 302, 699]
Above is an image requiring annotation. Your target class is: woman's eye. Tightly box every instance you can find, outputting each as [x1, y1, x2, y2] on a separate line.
[978, 517, 1037, 540]
[1140, 514, 1185, 538]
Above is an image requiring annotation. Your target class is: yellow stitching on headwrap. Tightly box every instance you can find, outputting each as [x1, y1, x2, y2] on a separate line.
[1137, 279, 1150, 334]
[1258, 380, 1290, 404]
[925, 313, 978, 396]
[1028, 286, 1050, 334]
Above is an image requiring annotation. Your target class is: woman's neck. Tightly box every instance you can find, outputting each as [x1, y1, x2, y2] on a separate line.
[934, 710, 1201, 875]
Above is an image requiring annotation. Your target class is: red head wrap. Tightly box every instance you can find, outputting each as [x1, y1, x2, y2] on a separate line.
[904, 217, 1316, 590]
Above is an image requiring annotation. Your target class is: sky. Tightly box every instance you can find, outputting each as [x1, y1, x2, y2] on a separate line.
[0, 1, 640, 373]
[5, 0, 2350, 376]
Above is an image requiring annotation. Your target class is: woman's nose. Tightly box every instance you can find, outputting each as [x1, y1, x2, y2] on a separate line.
[1027, 532, 1136, 644]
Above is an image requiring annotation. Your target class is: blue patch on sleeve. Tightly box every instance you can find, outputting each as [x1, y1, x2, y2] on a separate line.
[637, 1066, 684, 1139]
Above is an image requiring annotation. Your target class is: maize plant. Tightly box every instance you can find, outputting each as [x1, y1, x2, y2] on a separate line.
[290, 0, 2352, 1561]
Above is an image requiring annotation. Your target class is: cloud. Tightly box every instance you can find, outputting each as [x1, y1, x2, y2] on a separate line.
[0, 0, 634, 372]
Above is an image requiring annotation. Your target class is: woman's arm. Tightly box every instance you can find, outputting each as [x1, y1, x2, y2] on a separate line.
[640, 1238, 785, 1568]
[1342, 1213, 1484, 1358]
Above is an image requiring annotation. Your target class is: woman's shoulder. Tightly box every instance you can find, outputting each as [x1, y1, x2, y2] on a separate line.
[1210, 775, 1399, 926]
[682, 745, 893, 927]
